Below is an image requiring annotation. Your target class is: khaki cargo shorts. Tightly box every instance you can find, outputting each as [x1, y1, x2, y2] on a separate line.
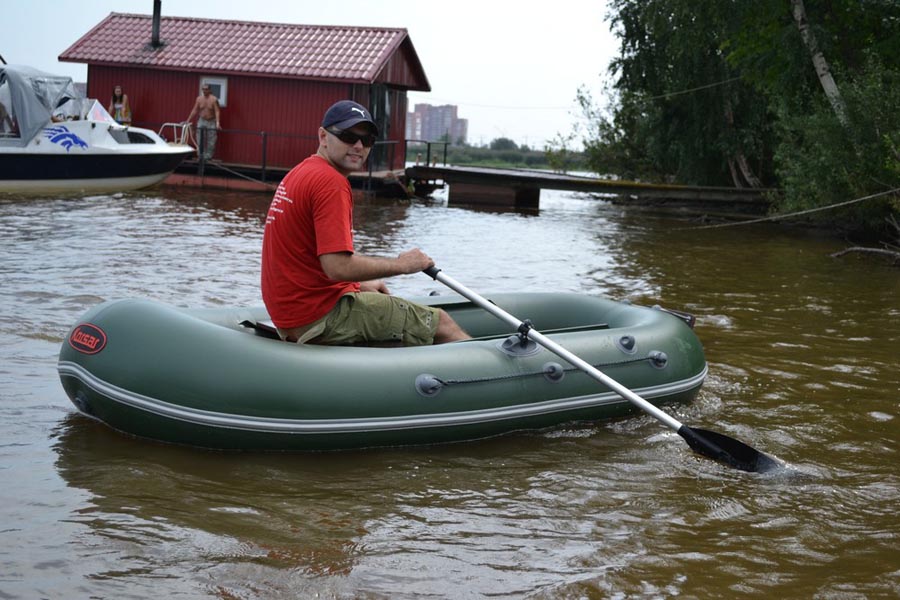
[279, 292, 439, 346]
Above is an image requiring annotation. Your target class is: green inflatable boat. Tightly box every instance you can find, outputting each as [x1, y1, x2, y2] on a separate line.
[58, 292, 707, 451]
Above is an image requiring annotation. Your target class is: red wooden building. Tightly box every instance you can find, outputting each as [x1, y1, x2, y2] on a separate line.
[58, 11, 430, 172]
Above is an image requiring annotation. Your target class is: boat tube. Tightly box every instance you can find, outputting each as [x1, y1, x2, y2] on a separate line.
[58, 293, 707, 451]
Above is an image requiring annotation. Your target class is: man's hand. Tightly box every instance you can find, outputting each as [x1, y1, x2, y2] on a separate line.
[360, 279, 390, 294]
[397, 248, 435, 274]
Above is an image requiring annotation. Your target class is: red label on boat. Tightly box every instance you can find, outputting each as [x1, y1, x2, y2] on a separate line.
[69, 323, 107, 355]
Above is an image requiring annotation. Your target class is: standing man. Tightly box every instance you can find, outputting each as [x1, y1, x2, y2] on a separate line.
[185, 84, 220, 161]
[261, 100, 470, 346]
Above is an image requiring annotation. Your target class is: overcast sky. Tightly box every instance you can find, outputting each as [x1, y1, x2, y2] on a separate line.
[3, 0, 618, 147]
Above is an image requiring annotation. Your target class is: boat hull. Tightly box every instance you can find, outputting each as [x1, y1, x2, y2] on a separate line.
[0, 150, 192, 193]
[58, 293, 708, 451]
[2, 64, 190, 194]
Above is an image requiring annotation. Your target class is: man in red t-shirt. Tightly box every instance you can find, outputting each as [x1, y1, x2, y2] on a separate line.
[261, 100, 469, 345]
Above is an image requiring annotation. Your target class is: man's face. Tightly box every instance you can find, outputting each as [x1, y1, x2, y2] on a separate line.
[202, 86, 211, 97]
[318, 123, 373, 175]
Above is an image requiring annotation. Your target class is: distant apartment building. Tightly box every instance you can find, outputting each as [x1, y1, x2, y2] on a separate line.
[406, 103, 468, 145]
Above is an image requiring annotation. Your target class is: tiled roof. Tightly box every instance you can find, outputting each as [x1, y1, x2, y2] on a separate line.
[59, 13, 421, 84]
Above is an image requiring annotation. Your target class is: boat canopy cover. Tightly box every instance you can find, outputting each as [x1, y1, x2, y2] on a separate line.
[0, 64, 84, 146]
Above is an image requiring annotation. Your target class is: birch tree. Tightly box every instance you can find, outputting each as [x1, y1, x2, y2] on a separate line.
[790, 0, 847, 125]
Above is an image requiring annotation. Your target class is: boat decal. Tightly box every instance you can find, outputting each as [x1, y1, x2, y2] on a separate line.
[43, 125, 88, 152]
[67, 324, 107, 355]
[58, 361, 707, 435]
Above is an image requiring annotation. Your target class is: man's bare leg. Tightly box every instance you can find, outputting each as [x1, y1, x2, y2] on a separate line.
[434, 309, 471, 344]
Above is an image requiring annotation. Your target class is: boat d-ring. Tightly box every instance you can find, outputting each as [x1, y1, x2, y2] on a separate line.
[542, 362, 565, 382]
[648, 350, 669, 369]
[616, 335, 637, 354]
[415, 373, 444, 397]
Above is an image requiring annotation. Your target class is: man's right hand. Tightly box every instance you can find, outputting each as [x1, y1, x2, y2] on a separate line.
[397, 248, 435, 274]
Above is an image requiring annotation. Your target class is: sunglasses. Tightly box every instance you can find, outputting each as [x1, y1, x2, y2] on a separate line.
[326, 127, 377, 148]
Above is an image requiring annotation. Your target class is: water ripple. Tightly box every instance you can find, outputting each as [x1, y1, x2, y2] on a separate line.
[1, 189, 898, 598]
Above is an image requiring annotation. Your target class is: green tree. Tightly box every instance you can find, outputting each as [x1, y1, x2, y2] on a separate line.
[589, 0, 900, 234]
[772, 55, 900, 232]
[596, 0, 776, 187]
[544, 128, 580, 174]
[724, 0, 900, 232]
[489, 137, 518, 151]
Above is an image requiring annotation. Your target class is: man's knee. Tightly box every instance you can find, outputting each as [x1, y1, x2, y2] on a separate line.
[434, 309, 470, 343]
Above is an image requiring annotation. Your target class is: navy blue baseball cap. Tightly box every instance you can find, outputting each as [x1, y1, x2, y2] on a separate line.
[321, 100, 378, 134]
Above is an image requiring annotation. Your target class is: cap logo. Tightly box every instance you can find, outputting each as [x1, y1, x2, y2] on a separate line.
[351, 107, 367, 117]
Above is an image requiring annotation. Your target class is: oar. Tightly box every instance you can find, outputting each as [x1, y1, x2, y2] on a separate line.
[424, 267, 781, 474]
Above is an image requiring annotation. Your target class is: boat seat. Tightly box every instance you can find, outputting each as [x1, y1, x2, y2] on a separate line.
[239, 319, 280, 340]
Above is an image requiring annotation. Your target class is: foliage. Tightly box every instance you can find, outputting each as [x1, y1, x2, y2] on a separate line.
[543, 129, 580, 174]
[584, 0, 900, 236]
[489, 137, 518, 151]
[575, 85, 663, 181]
[593, 0, 777, 187]
[773, 55, 900, 233]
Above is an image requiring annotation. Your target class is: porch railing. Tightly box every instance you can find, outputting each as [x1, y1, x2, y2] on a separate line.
[154, 122, 400, 182]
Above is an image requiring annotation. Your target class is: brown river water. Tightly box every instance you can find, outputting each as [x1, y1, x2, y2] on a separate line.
[1, 186, 898, 599]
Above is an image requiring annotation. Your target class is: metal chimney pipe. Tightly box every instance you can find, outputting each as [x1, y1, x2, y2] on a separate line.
[151, 0, 162, 47]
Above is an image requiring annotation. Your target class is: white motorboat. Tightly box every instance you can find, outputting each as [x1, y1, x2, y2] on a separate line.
[0, 64, 192, 194]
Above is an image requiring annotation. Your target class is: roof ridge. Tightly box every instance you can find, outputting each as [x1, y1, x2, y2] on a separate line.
[58, 13, 427, 90]
[105, 11, 408, 33]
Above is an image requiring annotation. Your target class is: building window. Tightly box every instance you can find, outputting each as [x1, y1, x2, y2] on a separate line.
[200, 77, 228, 107]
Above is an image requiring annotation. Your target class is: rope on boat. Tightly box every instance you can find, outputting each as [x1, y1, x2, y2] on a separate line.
[433, 354, 657, 387]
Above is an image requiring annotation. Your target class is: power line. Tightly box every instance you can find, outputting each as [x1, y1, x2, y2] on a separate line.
[413, 76, 743, 111]
[643, 76, 743, 100]
[410, 96, 575, 111]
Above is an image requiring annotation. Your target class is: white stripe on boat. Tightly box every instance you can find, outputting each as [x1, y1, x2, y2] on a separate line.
[58, 361, 707, 435]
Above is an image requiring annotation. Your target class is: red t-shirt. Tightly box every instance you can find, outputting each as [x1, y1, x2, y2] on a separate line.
[261, 155, 359, 328]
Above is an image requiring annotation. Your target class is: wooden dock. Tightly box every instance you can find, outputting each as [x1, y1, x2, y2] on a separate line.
[405, 165, 773, 212]
[165, 160, 410, 197]
[162, 160, 772, 216]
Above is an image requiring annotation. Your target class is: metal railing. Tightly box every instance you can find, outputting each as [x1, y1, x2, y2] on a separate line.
[153, 122, 400, 182]
[158, 122, 190, 145]
[405, 139, 449, 167]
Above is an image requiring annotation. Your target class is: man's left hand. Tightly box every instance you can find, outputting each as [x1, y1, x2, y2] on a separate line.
[360, 279, 390, 294]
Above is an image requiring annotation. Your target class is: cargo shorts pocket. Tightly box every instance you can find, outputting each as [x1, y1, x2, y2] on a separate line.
[320, 293, 436, 346]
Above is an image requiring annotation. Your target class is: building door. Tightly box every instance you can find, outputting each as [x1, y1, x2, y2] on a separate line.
[368, 83, 390, 171]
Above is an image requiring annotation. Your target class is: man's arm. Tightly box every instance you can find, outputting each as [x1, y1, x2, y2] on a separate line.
[214, 100, 221, 128]
[185, 98, 199, 123]
[319, 249, 433, 283]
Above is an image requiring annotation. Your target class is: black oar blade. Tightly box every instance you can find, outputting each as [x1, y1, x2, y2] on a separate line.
[678, 426, 781, 473]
